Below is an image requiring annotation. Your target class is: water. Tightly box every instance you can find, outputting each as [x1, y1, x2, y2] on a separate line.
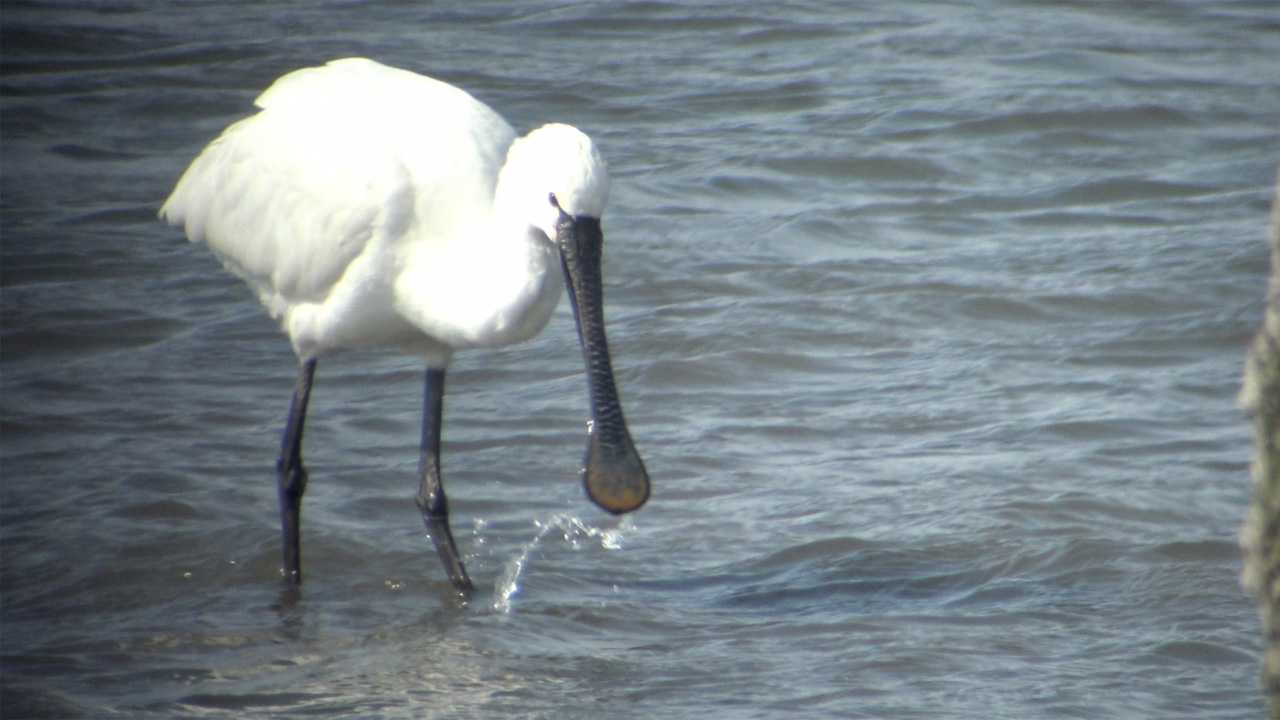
[2, 1, 1277, 717]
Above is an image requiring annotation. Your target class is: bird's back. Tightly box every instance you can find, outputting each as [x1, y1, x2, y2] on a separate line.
[160, 59, 518, 353]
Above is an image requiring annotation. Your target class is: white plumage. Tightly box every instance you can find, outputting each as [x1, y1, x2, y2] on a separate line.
[161, 58, 648, 592]
[163, 57, 604, 363]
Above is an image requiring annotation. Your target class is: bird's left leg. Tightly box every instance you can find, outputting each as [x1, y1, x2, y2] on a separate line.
[277, 358, 317, 585]
[415, 368, 474, 593]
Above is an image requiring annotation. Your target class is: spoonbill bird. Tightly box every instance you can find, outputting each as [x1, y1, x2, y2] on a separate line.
[160, 58, 650, 593]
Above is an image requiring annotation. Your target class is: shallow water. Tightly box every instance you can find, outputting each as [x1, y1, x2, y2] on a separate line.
[2, 1, 1277, 718]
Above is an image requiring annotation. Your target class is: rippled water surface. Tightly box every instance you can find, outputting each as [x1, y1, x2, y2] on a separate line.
[3, 2, 1278, 718]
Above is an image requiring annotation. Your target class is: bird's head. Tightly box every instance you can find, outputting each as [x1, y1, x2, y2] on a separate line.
[500, 122, 648, 515]
[503, 123, 609, 244]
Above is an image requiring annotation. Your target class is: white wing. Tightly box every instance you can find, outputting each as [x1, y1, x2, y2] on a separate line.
[160, 58, 517, 336]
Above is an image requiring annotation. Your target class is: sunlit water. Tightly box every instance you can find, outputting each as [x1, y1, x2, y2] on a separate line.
[3, 2, 1278, 718]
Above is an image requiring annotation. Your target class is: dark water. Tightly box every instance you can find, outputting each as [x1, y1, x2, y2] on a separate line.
[3, 2, 1278, 718]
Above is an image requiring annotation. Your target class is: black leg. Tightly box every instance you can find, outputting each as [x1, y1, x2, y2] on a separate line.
[415, 367, 474, 593]
[277, 358, 316, 585]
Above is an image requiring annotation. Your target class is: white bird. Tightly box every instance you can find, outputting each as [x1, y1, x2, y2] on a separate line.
[160, 57, 650, 593]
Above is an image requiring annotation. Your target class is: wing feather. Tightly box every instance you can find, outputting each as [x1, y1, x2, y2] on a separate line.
[160, 58, 516, 324]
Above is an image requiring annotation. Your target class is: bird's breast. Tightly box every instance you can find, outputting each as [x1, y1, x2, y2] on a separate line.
[394, 228, 563, 350]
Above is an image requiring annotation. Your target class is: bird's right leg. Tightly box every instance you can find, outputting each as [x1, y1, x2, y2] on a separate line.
[416, 367, 474, 593]
[277, 358, 317, 585]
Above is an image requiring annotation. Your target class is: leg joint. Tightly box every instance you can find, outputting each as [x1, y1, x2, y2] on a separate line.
[415, 483, 447, 518]
[277, 456, 308, 499]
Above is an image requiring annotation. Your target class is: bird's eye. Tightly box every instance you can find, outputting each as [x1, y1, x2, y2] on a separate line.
[548, 193, 560, 209]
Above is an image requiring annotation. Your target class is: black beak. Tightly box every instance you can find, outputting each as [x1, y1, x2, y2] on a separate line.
[556, 210, 650, 514]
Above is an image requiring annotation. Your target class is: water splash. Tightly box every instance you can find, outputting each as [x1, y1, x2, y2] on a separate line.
[492, 512, 629, 613]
